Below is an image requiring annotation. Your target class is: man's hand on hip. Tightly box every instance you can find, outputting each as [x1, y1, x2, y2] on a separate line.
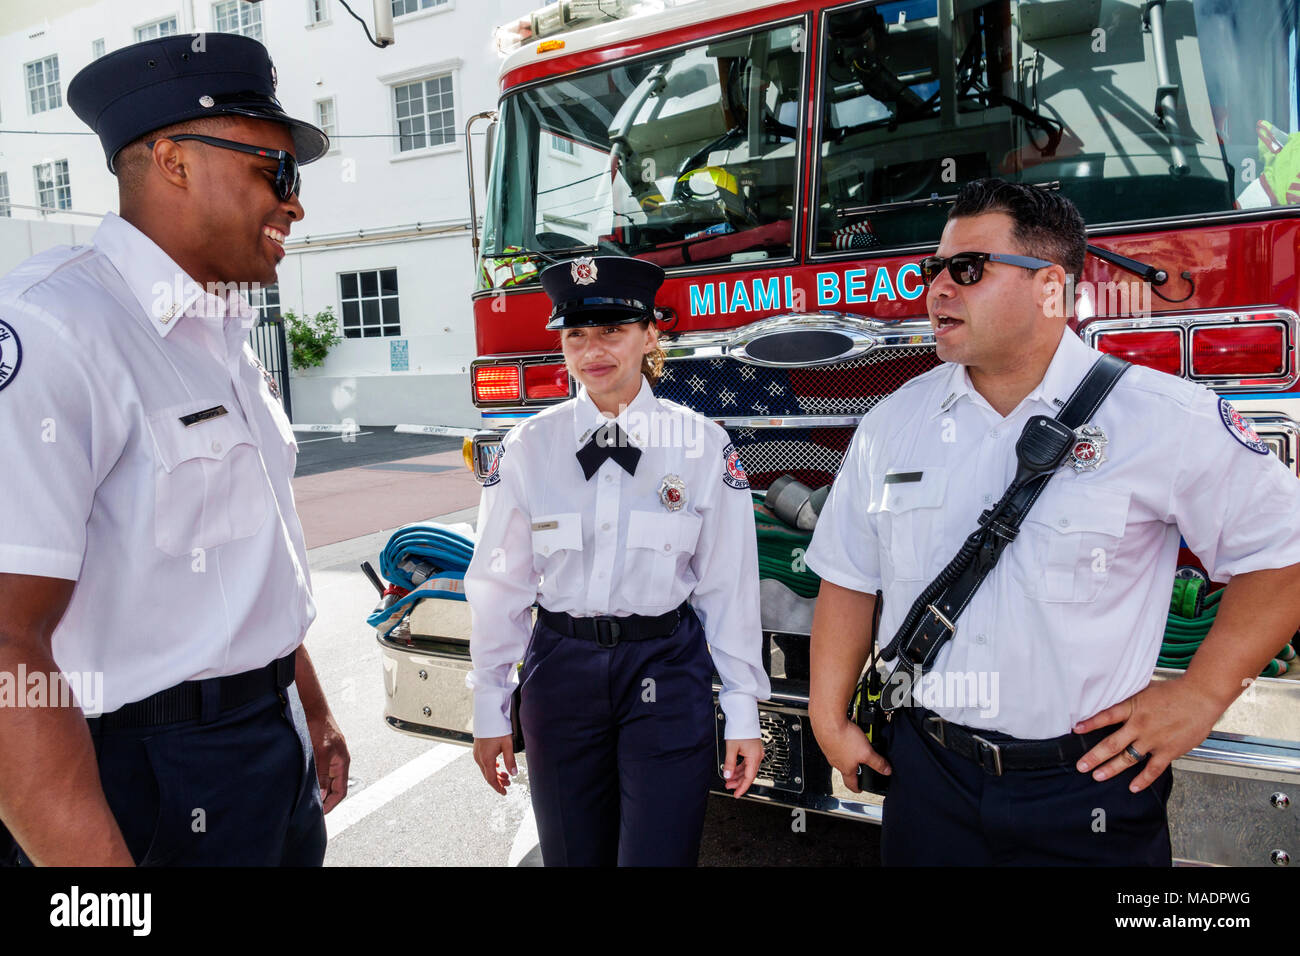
[1073, 679, 1221, 793]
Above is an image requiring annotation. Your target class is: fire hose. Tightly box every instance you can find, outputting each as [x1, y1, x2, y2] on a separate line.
[365, 523, 476, 637]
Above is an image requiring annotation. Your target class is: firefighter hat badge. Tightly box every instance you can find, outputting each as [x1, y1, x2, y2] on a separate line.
[1066, 424, 1108, 472]
[571, 256, 598, 286]
[659, 474, 687, 511]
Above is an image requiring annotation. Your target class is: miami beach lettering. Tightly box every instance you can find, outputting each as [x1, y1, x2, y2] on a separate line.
[687, 264, 925, 317]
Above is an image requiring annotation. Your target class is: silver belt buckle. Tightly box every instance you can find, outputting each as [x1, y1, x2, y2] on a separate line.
[970, 733, 1004, 776]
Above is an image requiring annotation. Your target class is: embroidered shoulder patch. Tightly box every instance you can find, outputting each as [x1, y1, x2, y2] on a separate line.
[481, 445, 504, 487]
[1218, 398, 1270, 455]
[0, 319, 23, 393]
[722, 442, 749, 490]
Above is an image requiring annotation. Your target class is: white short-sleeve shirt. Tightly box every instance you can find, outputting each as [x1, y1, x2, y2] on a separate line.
[806, 328, 1300, 738]
[0, 213, 314, 713]
[464, 376, 771, 740]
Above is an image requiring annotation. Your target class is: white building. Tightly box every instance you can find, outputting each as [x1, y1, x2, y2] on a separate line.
[0, 0, 537, 427]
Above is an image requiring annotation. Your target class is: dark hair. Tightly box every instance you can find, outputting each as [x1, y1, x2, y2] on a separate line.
[949, 178, 1086, 279]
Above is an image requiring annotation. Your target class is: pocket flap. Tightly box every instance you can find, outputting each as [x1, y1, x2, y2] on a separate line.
[1028, 486, 1130, 537]
[531, 513, 584, 555]
[627, 510, 703, 554]
[147, 403, 256, 473]
[878, 468, 947, 514]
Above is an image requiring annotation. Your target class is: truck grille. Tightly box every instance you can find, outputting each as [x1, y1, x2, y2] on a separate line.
[654, 346, 940, 489]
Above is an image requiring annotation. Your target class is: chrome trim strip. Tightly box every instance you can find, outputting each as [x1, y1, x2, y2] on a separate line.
[661, 312, 934, 365]
[714, 414, 864, 428]
[1080, 308, 1300, 391]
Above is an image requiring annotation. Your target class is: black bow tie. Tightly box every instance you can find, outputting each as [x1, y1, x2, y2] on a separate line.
[576, 423, 642, 480]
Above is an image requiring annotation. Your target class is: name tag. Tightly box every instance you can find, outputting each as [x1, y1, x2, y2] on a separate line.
[179, 405, 229, 427]
[884, 471, 923, 484]
[531, 520, 559, 531]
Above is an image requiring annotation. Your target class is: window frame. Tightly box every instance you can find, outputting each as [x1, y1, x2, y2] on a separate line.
[0, 172, 10, 218]
[134, 15, 179, 42]
[382, 61, 462, 159]
[315, 97, 338, 147]
[33, 159, 72, 211]
[307, 0, 330, 26]
[211, 0, 265, 41]
[391, 0, 453, 22]
[25, 55, 62, 116]
[338, 268, 401, 339]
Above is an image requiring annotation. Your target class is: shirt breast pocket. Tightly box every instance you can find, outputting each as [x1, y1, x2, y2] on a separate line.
[531, 512, 585, 601]
[626, 510, 703, 600]
[875, 468, 947, 581]
[1012, 486, 1130, 603]
[147, 405, 271, 557]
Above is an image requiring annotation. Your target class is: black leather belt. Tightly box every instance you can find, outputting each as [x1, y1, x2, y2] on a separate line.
[86, 653, 296, 731]
[537, 603, 688, 648]
[910, 708, 1115, 776]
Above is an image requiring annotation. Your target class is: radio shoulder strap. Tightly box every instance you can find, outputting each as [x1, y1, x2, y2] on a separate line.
[879, 352, 1129, 694]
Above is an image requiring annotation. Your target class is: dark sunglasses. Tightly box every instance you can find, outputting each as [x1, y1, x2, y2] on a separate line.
[918, 251, 1054, 286]
[145, 134, 302, 201]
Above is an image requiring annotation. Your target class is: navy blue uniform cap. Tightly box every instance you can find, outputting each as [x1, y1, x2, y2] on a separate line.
[68, 33, 328, 172]
[540, 255, 665, 331]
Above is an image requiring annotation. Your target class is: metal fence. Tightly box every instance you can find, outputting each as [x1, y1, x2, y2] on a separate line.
[248, 316, 292, 421]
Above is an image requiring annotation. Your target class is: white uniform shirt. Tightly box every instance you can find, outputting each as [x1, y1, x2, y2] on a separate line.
[806, 328, 1300, 738]
[0, 213, 314, 713]
[465, 376, 771, 740]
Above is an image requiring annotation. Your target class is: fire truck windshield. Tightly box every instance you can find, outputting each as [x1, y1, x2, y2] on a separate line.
[479, 0, 1300, 291]
[479, 21, 805, 290]
[816, 0, 1300, 251]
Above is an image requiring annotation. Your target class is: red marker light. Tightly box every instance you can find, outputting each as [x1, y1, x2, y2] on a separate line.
[524, 362, 569, 399]
[473, 365, 521, 402]
[1190, 324, 1286, 378]
[1093, 329, 1182, 376]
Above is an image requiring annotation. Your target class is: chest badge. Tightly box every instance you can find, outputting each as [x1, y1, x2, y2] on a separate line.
[1066, 423, 1108, 472]
[659, 474, 687, 512]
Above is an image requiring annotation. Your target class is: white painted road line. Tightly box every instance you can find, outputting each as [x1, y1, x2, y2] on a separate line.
[508, 804, 541, 867]
[326, 743, 469, 839]
[394, 424, 478, 437]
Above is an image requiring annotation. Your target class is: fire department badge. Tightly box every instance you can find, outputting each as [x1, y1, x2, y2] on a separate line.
[1065, 424, 1108, 472]
[0, 319, 22, 393]
[659, 474, 687, 512]
[482, 445, 504, 487]
[571, 256, 598, 286]
[722, 442, 750, 490]
[1219, 398, 1270, 455]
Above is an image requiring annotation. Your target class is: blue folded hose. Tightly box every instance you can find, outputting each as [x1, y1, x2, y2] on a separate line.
[367, 523, 476, 636]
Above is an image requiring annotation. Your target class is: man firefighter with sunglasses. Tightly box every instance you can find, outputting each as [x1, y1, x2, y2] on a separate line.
[0, 34, 348, 865]
[806, 179, 1300, 865]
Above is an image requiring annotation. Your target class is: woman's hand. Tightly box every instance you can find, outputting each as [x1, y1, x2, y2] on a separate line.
[473, 734, 517, 795]
[722, 737, 764, 798]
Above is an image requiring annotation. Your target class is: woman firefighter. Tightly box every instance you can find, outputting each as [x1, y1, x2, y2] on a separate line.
[465, 255, 769, 866]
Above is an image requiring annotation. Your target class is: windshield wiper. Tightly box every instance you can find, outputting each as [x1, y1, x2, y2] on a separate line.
[1086, 244, 1194, 303]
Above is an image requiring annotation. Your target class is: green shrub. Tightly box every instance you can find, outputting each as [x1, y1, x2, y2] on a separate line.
[285, 308, 343, 370]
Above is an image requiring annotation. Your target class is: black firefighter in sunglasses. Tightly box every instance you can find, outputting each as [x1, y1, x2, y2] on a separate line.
[805, 179, 1300, 865]
[0, 34, 348, 866]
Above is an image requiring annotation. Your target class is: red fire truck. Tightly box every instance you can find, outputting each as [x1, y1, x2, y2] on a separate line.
[379, 0, 1300, 865]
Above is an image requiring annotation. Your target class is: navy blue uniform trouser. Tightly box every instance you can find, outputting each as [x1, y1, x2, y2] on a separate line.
[519, 606, 716, 867]
[13, 682, 326, 866]
[881, 707, 1174, 866]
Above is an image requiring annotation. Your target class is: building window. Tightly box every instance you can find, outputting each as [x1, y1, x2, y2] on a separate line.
[34, 160, 72, 211]
[315, 98, 337, 140]
[212, 1, 263, 40]
[136, 17, 178, 41]
[92, 38, 106, 59]
[392, 0, 449, 16]
[393, 74, 454, 152]
[25, 56, 62, 115]
[308, 0, 329, 23]
[339, 269, 400, 338]
[0, 173, 10, 218]
[550, 134, 575, 156]
[249, 283, 281, 321]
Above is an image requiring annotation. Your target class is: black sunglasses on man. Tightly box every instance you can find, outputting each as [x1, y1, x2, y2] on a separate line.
[144, 134, 302, 201]
[919, 251, 1054, 286]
